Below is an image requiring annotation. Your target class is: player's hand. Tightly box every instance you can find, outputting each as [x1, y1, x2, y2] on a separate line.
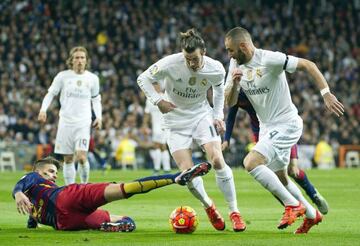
[214, 119, 226, 135]
[157, 99, 177, 114]
[15, 192, 33, 215]
[232, 68, 243, 85]
[38, 111, 47, 123]
[323, 93, 345, 117]
[93, 118, 102, 130]
[221, 140, 229, 151]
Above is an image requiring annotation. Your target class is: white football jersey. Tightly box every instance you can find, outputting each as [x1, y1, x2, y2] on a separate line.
[225, 49, 299, 125]
[139, 53, 225, 129]
[145, 98, 164, 133]
[48, 69, 100, 124]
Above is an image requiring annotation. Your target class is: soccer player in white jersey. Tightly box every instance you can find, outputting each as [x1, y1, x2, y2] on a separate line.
[38, 46, 102, 185]
[137, 29, 246, 232]
[224, 27, 344, 233]
[143, 83, 171, 174]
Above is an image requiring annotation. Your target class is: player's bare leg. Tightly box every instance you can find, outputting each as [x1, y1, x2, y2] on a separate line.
[203, 141, 245, 232]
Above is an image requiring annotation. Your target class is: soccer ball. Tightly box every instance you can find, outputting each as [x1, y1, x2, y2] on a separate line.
[169, 206, 198, 233]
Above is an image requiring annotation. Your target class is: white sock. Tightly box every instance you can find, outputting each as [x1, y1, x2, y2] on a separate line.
[63, 162, 76, 185]
[249, 165, 298, 206]
[78, 161, 90, 184]
[161, 150, 171, 171]
[187, 177, 212, 208]
[285, 180, 316, 218]
[215, 165, 239, 213]
[151, 149, 161, 171]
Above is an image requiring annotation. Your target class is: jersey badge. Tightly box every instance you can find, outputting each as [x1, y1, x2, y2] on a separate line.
[246, 69, 254, 80]
[201, 79, 207, 86]
[77, 80, 82, 87]
[188, 77, 196, 86]
[149, 65, 159, 75]
[256, 68, 262, 78]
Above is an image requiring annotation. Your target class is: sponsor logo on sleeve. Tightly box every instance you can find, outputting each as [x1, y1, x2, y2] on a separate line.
[149, 65, 159, 75]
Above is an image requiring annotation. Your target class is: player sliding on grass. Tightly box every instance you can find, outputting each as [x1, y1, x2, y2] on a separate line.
[13, 156, 211, 231]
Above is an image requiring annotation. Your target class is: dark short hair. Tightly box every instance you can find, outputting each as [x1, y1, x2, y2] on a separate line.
[225, 27, 252, 42]
[34, 156, 61, 170]
[180, 28, 206, 53]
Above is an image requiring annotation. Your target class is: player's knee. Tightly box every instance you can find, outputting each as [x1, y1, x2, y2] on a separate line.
[209, 155, 224, 170]
[287, 167, 296, 178]
[287, 161, 299, 178]
[243, 153, 261, 172]
[77, 155, 87, 164]
[64, 155, 74, 163]
[276, 170, 288, 185]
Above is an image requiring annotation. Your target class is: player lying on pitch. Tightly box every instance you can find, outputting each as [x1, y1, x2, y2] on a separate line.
[13, 156, 211, 232]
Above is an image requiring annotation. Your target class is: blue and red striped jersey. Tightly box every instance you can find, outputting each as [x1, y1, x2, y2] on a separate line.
[12, 172, 64, 229]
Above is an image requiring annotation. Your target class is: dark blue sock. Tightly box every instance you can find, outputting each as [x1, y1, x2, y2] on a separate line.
[291, 169, 317, 203]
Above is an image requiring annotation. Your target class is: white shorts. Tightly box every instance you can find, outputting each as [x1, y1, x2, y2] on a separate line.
[166, 115, 221, 154]
[54, 121, 91, 155]
[253, 116, 303, 172]
[152, 128, 166, 145]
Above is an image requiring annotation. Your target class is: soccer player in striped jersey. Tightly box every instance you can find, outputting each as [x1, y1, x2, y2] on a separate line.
[13, 156, 211, 231]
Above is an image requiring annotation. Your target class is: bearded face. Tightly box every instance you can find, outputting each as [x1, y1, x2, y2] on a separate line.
[225, 38, 248, 65]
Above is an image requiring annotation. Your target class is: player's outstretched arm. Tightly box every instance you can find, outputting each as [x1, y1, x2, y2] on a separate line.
[297, 58, 345, 117]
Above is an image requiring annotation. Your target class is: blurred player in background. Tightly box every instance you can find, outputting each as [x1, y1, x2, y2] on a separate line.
[38, 46, 102, 184]
[137, 29, 246, 232]
[143, 82, 171, 174]
[13, 156, 211, 231]
[222, 89, 329, 214]
[224, 27, 344, 233]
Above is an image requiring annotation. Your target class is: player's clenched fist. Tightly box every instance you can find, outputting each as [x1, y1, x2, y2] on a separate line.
[232, 68, 243, 84]
[38, 111, 47, 123]
[157, 100, 177, 114]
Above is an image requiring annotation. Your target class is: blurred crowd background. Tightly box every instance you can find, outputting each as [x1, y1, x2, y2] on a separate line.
[0, 0, 358, 169]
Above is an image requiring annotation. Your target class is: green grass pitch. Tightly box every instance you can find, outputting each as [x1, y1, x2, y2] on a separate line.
[1, 168, 360, 246]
